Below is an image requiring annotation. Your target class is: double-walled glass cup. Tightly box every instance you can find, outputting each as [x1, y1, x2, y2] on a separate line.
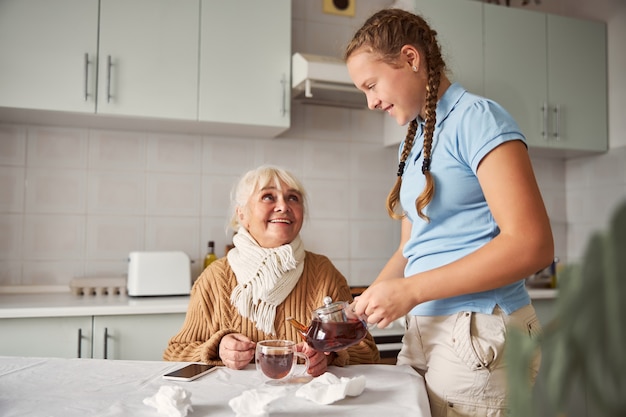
[255, 340, 309, 384]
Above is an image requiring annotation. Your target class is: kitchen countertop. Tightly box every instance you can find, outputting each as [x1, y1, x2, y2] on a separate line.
[0, 292, 190, 319]
[0, 287, 557, 320]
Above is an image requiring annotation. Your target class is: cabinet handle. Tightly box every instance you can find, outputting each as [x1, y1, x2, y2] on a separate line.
[106, 55, 113, 103]
[280, 73, 287, 117]
[103, 327, 109, 359]
[83, 53, 90, 102]
[541, 103, 548, 141]
[553, 104, 561, 141]
[77, 328, 83, 358]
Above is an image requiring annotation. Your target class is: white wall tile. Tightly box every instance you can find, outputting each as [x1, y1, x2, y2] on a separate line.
[25, 168, 86, 214]
[87, 171, 146, 215]
[85, 215, 144, 261]
[350, 110, 384, 144]
[0, 124, 27, 166]
[301, 219, 351, 259]
[255, 138, 305, 176]
[22, 214, 85, 260]
[0, 166, 25, 213]
[0, 261, 22, 285]
[146, 132, 203, 173]
[201, 174, 238, 218]
[146, 173, 201, 216]
[0, 214, 23, 260]
[350, 219, 398, 259]
[350, 179, 393, 220]
[27, 126, 88, 169]
[301, 105, 352, 141]
[305, 178, 351, 220]
[202, 136, 258, 175]
[302, 141, 350, 180]
[350, 142, 397, 180]
[349, 259, 389, 287]
[145, 216, 200, 256]
[89, 129, 146, 171]
[21, 261, 84, 286]
[84, 259, 130, 280]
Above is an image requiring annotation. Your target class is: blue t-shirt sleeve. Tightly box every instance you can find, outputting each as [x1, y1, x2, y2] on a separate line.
[456, 99, 526, 174]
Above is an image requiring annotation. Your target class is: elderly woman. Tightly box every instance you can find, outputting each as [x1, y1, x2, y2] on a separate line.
[163, 165, 380, 376]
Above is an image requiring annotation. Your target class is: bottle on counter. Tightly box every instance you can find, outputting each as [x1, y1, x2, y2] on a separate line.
[203, 241, 217, 269]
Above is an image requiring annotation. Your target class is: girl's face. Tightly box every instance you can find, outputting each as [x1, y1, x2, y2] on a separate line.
[347, 46, 426, 126]
[237, 180, 304, 248]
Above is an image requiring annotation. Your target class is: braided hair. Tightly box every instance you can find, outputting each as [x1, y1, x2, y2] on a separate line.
[345, 8, 445, 221]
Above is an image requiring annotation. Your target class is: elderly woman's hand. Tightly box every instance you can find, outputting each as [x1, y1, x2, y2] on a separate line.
[296, 342, 328, 377]
[219, 333, 256, 370]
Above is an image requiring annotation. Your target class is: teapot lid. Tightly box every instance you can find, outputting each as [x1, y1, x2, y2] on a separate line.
[314, 296, 349, 322]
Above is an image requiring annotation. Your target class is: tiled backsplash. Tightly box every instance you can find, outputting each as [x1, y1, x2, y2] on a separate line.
[5, 112, 625, 289]
[0, 106, 401, 288]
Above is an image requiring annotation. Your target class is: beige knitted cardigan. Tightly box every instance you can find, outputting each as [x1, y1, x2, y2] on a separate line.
[163, 251, 380, 366]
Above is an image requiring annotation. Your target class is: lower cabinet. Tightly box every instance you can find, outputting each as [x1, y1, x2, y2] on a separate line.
[0, 313, 185, 360]
[0, 316, 92, 359]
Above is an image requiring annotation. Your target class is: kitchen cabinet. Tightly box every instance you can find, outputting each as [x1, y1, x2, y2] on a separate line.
[198, 0, 291, 135]
[0, 313, 185, 360]
[0, 316, 92, 359]
[385, 0, 483, 146]
[91, 313, 184, 360]
[0, 0, 199, 120]
[96, 0, 199, 120]
[484, 4, 607, 154]
[0, 0, 99, 113]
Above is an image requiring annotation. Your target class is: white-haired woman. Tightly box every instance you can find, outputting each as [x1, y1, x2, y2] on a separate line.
[164, 165, 380, 376]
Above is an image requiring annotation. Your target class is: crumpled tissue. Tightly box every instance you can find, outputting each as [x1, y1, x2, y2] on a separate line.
[295, 372, 366, 405]
[143, 385, 193, 417]
[228, 385, 288, 417]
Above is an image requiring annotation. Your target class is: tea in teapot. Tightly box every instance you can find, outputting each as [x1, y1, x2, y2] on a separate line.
[287, 296, 368, 352]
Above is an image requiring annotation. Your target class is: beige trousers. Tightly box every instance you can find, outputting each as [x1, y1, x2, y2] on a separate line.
[397, 304, 542, 417]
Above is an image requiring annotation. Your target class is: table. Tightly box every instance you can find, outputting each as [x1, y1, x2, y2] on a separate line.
[0, 356, 431, 417]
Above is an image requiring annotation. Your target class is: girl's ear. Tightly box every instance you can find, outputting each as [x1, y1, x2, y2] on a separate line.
[401, 44, 421, 71]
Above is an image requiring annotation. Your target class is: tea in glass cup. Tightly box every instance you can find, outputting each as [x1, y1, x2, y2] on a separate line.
[255, 340, 309, 384]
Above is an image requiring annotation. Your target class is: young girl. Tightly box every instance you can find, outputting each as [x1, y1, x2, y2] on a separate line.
[345, 8, 553, 417]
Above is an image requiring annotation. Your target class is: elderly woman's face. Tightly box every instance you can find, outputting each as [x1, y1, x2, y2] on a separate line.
[237, 180, 304, 248]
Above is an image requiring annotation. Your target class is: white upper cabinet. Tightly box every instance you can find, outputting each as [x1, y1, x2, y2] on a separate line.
[0, 0, 99, 113]
[97, 0, 199, 120]
[385, 0, 483, 147]
[198, 0, 291, 136]
[484, 4, 607, 154]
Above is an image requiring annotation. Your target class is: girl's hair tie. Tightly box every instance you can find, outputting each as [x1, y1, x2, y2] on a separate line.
[397, 161, 406, 177]
[421, 158, 431, 174]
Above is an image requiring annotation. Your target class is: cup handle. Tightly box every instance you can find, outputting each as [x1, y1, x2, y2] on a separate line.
[294, 351, 310, 376]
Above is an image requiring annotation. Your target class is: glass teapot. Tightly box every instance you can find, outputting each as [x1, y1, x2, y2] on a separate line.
[286, 296, 368, 352]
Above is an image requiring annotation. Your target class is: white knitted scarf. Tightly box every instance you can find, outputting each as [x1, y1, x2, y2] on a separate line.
[228, 227, 305, 335]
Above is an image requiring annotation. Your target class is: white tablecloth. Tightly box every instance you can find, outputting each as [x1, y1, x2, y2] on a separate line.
[0, 356, 431, 417]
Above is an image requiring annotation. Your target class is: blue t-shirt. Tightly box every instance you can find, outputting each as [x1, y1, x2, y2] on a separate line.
[399, 83, 531, 316]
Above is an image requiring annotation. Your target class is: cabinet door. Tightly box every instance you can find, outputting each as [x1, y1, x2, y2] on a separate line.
[415, 0, 483, 95]
[0, 316, 93, 359]
[199, 0, 291, 135]
[0, 0, 99, 113]
[547, 15, 607, 153]
[92, 313, 185, 361]
[484, 4, 548, 148]
[97, 0, 199, 119]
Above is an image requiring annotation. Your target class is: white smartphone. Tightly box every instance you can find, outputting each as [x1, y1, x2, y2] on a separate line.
[162, 363, 217, 382]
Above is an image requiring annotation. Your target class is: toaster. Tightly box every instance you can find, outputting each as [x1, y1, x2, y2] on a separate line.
[127, 251, 191, 296]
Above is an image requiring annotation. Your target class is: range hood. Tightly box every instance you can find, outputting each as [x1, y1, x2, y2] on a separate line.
[291, 53, 367, 109]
